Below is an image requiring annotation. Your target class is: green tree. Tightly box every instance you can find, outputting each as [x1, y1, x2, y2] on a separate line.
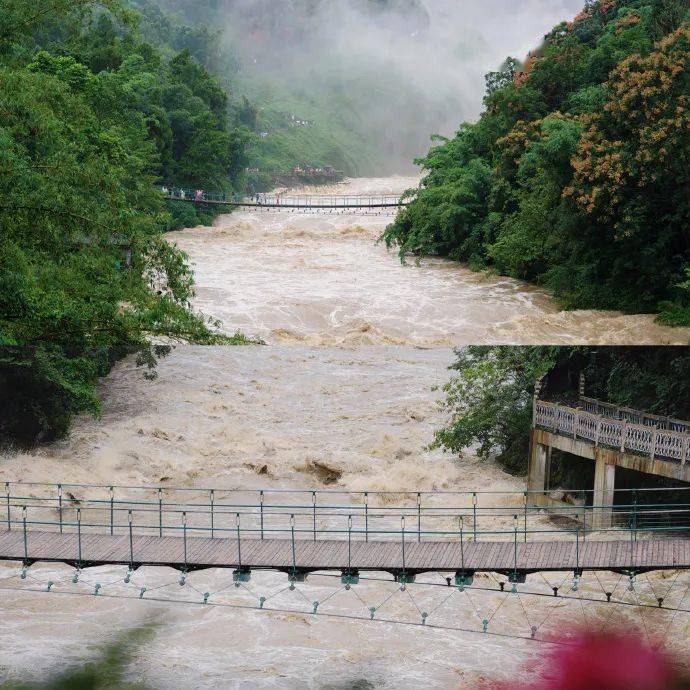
[384, 0, 690, 324]
[0, 0, 249, 443]
[434, 346, 690, 474]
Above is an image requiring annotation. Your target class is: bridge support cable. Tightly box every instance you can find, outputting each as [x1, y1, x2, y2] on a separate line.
[1, 561, 687, 648]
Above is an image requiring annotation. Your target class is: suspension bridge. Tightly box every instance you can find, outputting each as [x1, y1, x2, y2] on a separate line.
[162, 188, 409, 209]
[1, 482, 689, 646]
[2, 482, 689, 581]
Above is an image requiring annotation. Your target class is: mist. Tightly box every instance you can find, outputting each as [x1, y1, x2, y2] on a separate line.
[219, 0, 586, 174]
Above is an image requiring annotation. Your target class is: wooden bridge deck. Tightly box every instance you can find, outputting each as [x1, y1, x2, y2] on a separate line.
[1, 531, 688, 574]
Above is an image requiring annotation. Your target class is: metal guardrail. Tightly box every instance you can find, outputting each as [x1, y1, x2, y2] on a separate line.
[535, 400, 690, 464]
[2, 482, 689, 545]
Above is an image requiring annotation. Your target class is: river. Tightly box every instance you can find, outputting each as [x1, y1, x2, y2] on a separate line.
[0, 177, 688, 688]
[170, 176, 690, 346]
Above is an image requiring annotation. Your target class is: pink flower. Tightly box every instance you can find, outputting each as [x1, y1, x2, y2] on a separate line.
[482, 631, 684, 690]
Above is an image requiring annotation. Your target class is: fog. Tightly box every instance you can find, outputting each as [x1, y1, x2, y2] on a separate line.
[220, 0, 586, 173]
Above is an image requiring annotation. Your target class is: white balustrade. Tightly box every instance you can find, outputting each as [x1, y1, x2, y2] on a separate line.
[534, 400, 689, 465]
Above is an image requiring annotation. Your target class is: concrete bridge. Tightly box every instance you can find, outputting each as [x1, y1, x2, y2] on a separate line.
[528, 394, 690, 528]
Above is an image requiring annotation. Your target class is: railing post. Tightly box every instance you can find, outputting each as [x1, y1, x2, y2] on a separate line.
[523, 491, 528, 542]
[259, 490, 264, 540]
[364, 492, 369, 543]
[128, 509, 134, 568]
[620, 420, 627, 452]
[472, 493, 478, 542]
[573, 410, 579, 440]
[236, 512, 242, 569]
[513, 515, 518, 581]
[401, 515, 406, 578]
[417, 492, 421, 543]
[76, 507, 82, 567]
[5, 482, 10, 531]
[109, 486, 114, 536]
[58, 484, 63, 534]
[629, 515, 635, 574]
[312, 491, 317, 542]
[22, 505, 28, 564]
[651, 427, 658, 461]
[595, 417, 602, 446]
[459, 517, 465, 572]
[347, 514, 352, 573]
[158, 488, 163, 537]
[290, 514, 296, 579]
[210, 489, 215, 539]
[182, 511, 187, 570]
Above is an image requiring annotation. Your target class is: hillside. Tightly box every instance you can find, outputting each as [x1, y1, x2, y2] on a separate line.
[144, 0, 535, 179]
[384, 0, 690, 324]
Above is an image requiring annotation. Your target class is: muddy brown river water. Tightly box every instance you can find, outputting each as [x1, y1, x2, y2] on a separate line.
[171, 176, 690, 347]
[0, 177, 688, 688]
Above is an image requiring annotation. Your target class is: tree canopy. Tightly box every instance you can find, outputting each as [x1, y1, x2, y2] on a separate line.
[384, 0, 690, 324]
[0, 0, 251, 443]
[434, 346, 690, 474]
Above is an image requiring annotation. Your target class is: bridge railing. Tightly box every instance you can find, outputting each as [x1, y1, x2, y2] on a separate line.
[579, 396, 690, 434]
[534, 400, 690, 464]
[161, 188, 406, 207]
[162, 188, 234, 204]
[2, 481, 689, 546]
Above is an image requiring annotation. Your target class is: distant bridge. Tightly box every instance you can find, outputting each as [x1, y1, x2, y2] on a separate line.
[162, 188, 409, 209]
[1, 482, 689, 585]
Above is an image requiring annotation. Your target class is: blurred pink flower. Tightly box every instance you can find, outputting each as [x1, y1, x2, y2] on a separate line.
[482, 631, 684, 690]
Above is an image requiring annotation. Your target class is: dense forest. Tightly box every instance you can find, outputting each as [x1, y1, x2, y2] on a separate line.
[384, 0, 690, 324]
[0, 0, 255, 443]
[435, 346, 690, 474]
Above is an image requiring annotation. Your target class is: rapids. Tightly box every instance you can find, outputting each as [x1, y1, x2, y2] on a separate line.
[0, 177, 688, 688]
[170, 176, 690, 347]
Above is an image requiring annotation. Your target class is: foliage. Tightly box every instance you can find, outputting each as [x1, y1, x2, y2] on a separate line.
[0, 0, 251, 443]
[433, 347, 563, 473]
[1, 627, 154, 689]
[434, 346, 690, 473]
[384, 0, 690, 324]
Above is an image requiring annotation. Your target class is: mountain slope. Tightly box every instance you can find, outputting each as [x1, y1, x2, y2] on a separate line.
[383, 0, 690, 324]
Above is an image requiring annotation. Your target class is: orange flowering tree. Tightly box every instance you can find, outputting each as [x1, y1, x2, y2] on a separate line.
[384, 0, 690, 323]
[564, 25, 689, 313]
